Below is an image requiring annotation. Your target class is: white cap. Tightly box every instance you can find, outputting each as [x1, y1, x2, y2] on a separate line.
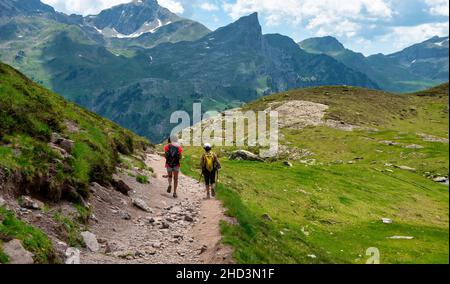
[204, 143, 212, 149]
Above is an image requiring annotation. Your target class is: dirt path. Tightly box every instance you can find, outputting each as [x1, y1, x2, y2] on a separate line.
[80, 153, 233, 264]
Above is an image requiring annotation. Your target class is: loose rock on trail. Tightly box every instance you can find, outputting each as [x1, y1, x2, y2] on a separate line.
[80, 153, 234, 264]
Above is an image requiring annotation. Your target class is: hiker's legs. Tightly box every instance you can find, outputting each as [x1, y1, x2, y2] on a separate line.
[173, 170, 179, 196]
[167, 169, 173, 193]
[204, 171, 211, 198]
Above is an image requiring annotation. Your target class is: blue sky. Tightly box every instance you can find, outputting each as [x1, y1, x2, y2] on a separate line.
[42, 0, 449, 55]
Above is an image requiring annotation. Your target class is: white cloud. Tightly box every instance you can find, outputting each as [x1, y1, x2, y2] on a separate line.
[42, 0, 130, 15]
[199, 2, 219, 11]
[42, 0, 185, 15]
[424, 0, 449, 17]
[159, 0, 185, 14]
[378, 22, 449, 50]
[223, 0, 393, 28]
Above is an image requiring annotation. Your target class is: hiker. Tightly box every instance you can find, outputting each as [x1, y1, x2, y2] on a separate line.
[164, 136, 183, 199]
[200, 143, 221, 199]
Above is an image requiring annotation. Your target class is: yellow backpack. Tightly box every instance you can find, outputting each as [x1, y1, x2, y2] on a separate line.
[204, 152, 215, 172]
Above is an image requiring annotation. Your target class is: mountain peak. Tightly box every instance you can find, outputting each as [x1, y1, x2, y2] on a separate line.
[88, 0, 180, 36]
[210, 13, 262, 48]
[299, 36, 345, 54]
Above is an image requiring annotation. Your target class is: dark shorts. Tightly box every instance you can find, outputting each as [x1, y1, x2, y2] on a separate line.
[203, 170, 216, 186]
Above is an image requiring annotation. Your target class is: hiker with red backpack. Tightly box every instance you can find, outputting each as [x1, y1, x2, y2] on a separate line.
[164, 136, 183, 199]
[200, 143, 221, 199]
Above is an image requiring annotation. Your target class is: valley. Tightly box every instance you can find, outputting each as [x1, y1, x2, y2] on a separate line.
[0, 0, 449, 265]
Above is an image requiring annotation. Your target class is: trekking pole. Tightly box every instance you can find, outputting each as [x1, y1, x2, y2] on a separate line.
[198, 172, 204, 183]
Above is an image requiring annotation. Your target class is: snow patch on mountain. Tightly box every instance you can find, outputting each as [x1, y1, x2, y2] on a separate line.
[94, 19, 171, 38]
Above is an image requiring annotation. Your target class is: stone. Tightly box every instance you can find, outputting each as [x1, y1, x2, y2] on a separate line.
[283, 161, 293, 167]
[184, 215, 194, 222]
[161, 222, 170, 229]
[381, 218, 393, 224]
[112, 178, 132, 196]
[395, 165, 417, 172]
[81, 231, 100, 252]
[0, 196, 5, 207]
[65, 247, 80, 264]
[380, 140, 400, 146]
[51, 132, 62, 144]
[199, 245, 208, 255]
[229, 150, 264, 162]
[387, 236, 414, 240]
[404, 144, 424, 149]
[433, 177, 448, 183]
[132, 198, 152, 213]
[19, 196, 42, 210]
[2, 239, 34, 264]
[262, 213, 272, 221]
[120, 211, 132, 220]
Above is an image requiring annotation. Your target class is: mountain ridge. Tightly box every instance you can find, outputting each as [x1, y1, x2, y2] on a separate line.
[299, 35, 449, 92]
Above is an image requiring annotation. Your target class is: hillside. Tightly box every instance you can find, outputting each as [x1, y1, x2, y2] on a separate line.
[180, 83, 449, 264]
[0, 63, 151, 263]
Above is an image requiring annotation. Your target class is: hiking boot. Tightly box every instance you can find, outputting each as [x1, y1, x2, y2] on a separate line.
[167, 185, 172, 194]
[173, 192, 178, 199]
[211, 188, 216, 197]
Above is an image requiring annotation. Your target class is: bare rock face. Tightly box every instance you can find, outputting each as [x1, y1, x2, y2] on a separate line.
[2, 239, 34, 264]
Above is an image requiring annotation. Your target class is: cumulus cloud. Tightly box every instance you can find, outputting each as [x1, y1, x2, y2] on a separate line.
[42, 0, 185, 15]
[223, 0, 393, 28]
[159, 0, 185, 13]
[199, 2, 219, 11]
[379, 22, 449, 50]
[424, 0, 449, 16]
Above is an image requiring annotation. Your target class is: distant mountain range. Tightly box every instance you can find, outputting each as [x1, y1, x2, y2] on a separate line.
[299, 36, 449, 92]
[0, 0, 448, 142]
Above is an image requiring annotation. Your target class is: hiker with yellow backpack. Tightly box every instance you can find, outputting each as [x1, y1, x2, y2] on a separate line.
[200, 143, 221, 199]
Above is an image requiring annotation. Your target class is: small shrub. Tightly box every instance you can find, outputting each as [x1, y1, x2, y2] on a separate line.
[136, 175, 149, 184]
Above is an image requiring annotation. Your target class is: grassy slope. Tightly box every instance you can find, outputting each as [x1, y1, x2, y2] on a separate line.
[0, 62, 150, 263]
[181, 84, 449, 264]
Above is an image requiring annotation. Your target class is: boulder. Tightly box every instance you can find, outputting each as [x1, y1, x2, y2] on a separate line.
[433, 177, 448, 183]
[65, 247, 80, 264]
[229, 150, 264, 162]
[81, 231, 100, 252]
[132, 198, 152, 213]
[395, 165, 417, 172]
[19, 196, 43, 210]
[0, 196, 5, 207]
[283, 161, 293, 167]
[112, 178, 132, 196]
[2, 239, 34, 264]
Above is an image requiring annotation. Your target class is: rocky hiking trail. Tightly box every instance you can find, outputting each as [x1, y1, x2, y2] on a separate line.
[80, 153, 234, 264]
